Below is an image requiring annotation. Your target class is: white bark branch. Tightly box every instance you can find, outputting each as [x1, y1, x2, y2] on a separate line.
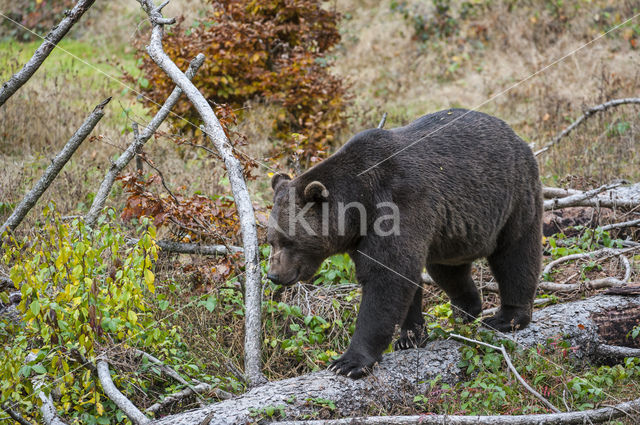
[139, 0, 265, 386]
[377, 112, 387, 129]
[535, 98, 640, 156]
[272, 398, 640, 424]
[596, 344, 640, 359]
[84, 54, 205, 227]
[149, 295, 640, 425]
[38, 392, 68, 425]
[542, 186, 582, 199]
[0, 98, 110, 238]
[155, 240, 242, 255]
[97, 359, 150, 425]
[600, 218, 640, 232]
[543, 183, 620, 211]
[0, 0, 96, 107]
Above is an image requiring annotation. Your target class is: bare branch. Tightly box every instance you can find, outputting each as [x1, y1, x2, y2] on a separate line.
[97, 359, 150, 425]
[450, 333, 561, 413]
[543, 183, 621, 211]
[0, 98, 110, 238]
[38, 392, 68, 425]
[127, 239, 242, 255]
[1, 404, 33, 425]
[140, 0, 265, 386]
[272, 397, 640, 424]
[377, 112, 387, 129]
[600, 218, 640, 232]
[542, 186, 582, 199]
[538, 247, 635, 292]
[535, 98, 640, 156]
[596, 344, 640, 360]
[0, 0, 96, 107]
[85, 54, 204, 227]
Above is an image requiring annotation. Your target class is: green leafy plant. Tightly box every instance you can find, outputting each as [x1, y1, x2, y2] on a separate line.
[0, 206, 184, 423]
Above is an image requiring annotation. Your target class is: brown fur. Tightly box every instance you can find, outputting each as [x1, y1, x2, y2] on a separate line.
[268, 109, 542, 379]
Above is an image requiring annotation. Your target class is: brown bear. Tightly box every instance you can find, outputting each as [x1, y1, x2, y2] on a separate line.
[267, 109, 542, 379]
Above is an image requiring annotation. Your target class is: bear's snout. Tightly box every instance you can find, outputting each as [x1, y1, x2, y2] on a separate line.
[266, 272, 281, 285]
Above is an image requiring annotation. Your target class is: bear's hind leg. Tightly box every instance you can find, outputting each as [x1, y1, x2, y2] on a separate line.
[484, 228, 541, 332]
[394, 286, 426, 350]
[426, 263, 482, 322]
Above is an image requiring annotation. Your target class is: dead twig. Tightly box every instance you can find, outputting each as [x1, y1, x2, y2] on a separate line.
[84, 54, 204, 227]
[535, 98, 640, 156]
[139, 0, 264, 386]
[0, 98, 111, 238]
[377, 112, 388, 129]
[449, 333, 561, 413]
[0, 0, 96, 107]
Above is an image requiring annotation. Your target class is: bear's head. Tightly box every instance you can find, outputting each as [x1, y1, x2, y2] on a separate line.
[266, 173, 333, 286]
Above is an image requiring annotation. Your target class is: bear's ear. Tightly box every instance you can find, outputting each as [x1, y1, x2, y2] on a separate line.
[271, 173, 291, 192]
[304, 181, 329, 203]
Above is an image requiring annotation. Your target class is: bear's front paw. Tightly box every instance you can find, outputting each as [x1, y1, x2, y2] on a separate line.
[328, 351, 377, 379]
[393, 327, 427, 351]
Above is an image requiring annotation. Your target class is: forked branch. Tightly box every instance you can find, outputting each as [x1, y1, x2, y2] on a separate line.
[138, 0, 265, 386]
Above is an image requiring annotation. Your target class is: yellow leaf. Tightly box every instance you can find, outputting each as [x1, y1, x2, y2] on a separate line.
[144, 269, 155, 293]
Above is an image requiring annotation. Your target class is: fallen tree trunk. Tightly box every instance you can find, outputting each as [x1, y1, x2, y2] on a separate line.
[150, 295, 640, 425]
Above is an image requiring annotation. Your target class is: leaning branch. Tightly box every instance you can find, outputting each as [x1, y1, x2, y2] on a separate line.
[84, 54, 205, 227]
[0, 97, 110, 238]
[535, 98, 640, 156]
[0, 0, 96, 107]
[139, 0, 265, 386]
[97, 359, 150, 425]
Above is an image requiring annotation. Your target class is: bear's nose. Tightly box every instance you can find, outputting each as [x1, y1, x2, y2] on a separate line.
[267, 273, 281, 284]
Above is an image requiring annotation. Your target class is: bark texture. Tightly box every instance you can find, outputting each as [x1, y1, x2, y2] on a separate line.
[0, 0, 96, 107]
[150, 295, 640, 425]
[139, 0, 264, 386]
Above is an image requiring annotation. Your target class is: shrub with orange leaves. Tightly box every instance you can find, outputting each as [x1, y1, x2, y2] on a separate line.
[134, 0, 348, 163]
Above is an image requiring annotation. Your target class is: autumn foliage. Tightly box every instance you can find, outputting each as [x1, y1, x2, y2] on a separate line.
[135, 0, 348, 163]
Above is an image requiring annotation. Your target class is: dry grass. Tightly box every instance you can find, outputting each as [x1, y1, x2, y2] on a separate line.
[332, 0, 640, 183]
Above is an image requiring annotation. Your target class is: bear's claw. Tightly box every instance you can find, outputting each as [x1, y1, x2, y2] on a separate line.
[328, 352, 377, 379]
[394, 328, 427, 351]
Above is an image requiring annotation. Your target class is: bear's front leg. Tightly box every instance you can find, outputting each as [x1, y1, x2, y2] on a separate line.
[329, 277, 417, 379]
